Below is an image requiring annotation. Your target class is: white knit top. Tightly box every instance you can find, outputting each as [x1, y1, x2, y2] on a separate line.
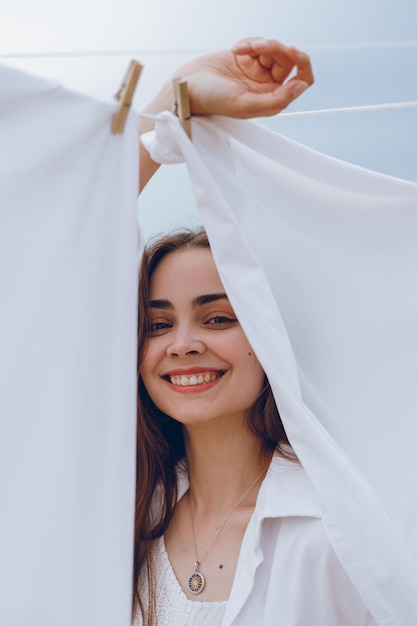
[134, 536, 227, 626]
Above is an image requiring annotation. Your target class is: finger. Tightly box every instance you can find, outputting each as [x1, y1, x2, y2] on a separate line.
[264, 56, 296, 84]
[234, 39, 301, 83]
[283, 79, 310, 101]
[234, 81, 310, 118]
[287, 47, 315, 86]
[232, 37, 270, 55]
[256, 42, 313, 86]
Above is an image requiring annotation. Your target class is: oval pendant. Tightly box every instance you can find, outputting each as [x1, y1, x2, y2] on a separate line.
[188, 570, 205, 595]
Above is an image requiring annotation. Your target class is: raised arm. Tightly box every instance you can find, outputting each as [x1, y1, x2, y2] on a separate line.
[139, 37, 314, 191]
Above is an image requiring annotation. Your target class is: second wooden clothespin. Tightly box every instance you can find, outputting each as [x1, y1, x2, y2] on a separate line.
[112, 60, 143, 134]
[173, 78, 192, 140]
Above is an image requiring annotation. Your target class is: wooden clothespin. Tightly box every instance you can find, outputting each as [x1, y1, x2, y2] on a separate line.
[112, 60, 143, 134]
[173, 78, 192, 140]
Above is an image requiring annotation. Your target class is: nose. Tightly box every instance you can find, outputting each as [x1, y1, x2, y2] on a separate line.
[166, 326, 206, 358]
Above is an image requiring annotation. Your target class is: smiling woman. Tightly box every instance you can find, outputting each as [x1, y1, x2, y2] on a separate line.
[133, 229, 375, 626]
[141, 244, 265, 425]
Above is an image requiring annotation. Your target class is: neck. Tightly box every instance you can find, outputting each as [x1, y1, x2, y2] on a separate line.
[183, 421, 270, 515]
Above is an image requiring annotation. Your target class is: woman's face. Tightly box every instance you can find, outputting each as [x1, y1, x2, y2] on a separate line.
[140, 247, 265, 430]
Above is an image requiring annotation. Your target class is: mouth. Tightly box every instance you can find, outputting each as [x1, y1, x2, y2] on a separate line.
[162, 370, 225, 388]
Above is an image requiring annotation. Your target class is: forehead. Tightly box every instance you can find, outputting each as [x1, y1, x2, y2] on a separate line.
[150, 248, 224, 298]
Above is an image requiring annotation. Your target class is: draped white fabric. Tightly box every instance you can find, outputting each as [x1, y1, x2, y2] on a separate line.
[0, 66, 140, 626]
[142, 112, 417, 626]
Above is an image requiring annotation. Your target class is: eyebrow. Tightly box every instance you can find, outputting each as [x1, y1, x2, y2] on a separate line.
[149, 292, 229, 310]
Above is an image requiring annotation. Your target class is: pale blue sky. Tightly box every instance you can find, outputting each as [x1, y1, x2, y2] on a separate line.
[1, 0, 416, 236]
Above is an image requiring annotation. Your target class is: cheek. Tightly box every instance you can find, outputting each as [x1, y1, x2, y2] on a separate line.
[139, 355, 166, 412]
[139, 343, 158, 386]
[252, 360, 266, 391]
[239, 351, 265, 393]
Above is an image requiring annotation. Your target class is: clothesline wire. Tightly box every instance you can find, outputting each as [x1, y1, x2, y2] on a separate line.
[278, 100, 417, 118]
[138, 100, 417, 122]
[1, 40, 417, 59]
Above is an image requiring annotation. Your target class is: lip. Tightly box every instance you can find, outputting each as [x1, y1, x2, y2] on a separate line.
[161, 367, 226, 394]
[163, 367, 224, 377]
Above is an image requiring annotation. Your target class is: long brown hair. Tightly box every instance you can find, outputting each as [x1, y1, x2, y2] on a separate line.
[133, 228, 291, 624]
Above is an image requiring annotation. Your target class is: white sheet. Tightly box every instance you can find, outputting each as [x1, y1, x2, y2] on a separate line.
[0, 65, 140, 626]
[142, 112, 417, 626]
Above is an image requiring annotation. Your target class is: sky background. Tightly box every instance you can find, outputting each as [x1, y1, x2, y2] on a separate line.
[2, 0, 416, 238]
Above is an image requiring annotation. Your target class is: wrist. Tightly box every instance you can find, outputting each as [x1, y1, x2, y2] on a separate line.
[138, 80, 173, 136]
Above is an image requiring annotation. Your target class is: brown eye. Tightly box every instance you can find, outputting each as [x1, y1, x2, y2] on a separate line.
[205, 316, 238, 327]
[150, 322, 172, 334]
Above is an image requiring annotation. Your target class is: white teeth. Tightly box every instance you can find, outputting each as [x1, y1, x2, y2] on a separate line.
[168, 372, 221, 387]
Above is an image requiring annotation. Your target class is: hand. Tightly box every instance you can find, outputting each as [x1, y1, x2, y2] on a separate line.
[174, 37, 314, 119]
[139, 37, 314, 191]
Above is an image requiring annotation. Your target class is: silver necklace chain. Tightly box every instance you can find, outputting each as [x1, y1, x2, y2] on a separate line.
[186, 468, 266, 595]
